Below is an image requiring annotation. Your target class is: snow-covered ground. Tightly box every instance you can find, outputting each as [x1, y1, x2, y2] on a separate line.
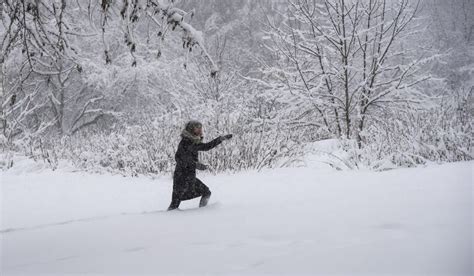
[1, 160, 472, 275]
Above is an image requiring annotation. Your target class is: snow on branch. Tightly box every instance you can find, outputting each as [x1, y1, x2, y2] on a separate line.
[141, 0, 218, 76]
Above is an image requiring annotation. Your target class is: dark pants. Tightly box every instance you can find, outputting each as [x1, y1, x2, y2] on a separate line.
[168, 178, 211, 210]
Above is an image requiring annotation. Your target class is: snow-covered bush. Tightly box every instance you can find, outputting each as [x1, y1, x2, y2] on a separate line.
[15, 112, 303, 176]
[361, 94, 472, 169]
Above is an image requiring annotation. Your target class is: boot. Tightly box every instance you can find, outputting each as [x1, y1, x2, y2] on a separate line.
[199, 195, 210, 207]
[168, 199, 181, 211]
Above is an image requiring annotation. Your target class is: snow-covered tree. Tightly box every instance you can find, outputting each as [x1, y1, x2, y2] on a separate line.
[262, 0, 430, 145]
[0, 0, 217, 143]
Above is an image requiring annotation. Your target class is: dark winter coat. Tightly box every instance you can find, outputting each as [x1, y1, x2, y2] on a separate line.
[172, 136, 222, 200]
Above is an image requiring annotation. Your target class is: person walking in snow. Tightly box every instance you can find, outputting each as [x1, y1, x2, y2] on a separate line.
[168, 120, 232, 211]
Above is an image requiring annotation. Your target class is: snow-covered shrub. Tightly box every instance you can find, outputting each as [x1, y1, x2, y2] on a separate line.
[332, 91, 473, 171]
[303, 89, 472, 171]
[54, 122, 179, 176]
[201, 116, 304, 172]
[18, 113, 303, 176]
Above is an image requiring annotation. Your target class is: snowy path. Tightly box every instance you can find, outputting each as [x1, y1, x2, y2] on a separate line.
[1, 162, 472, 275]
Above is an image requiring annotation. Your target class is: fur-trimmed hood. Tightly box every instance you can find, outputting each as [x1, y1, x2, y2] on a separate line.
[181, 120, 203, 144]
[180, 129, 203, 144]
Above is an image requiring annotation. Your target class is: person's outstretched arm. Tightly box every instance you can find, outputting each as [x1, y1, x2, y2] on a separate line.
[191, 134, 233, 151]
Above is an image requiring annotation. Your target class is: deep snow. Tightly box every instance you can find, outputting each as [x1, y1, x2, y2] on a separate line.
[1, 161, 472, 275]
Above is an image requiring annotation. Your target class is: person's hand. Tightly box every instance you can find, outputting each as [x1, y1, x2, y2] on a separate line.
[220, 134, 233, 141]
[196, 162, 208, 170]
